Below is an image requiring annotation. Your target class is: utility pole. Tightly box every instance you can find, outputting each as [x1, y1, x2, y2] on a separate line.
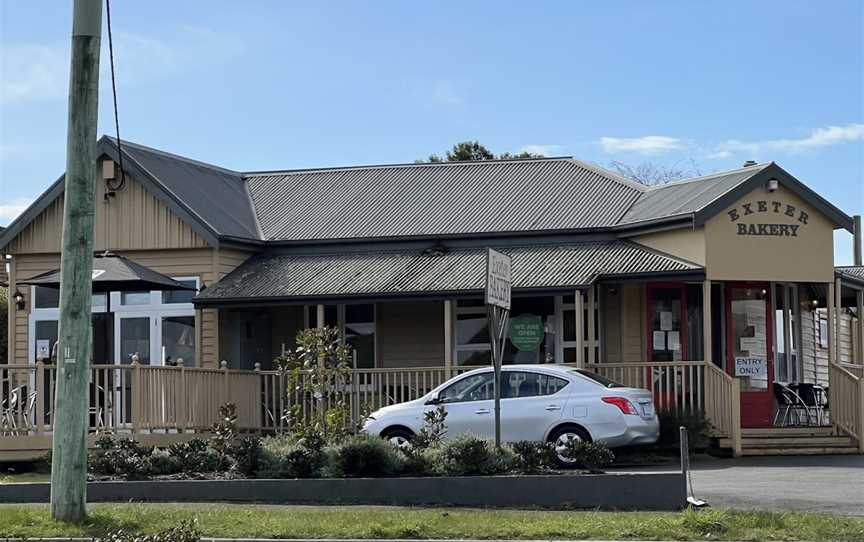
[51, 0, 102, 522]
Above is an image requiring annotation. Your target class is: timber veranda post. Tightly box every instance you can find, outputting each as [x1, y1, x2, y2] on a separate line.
[50, 0, 103, 522]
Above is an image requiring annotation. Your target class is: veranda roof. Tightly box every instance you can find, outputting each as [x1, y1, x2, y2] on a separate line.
[194, 241, 702, 305]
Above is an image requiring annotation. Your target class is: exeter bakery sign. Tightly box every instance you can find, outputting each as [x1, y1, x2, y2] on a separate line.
[727, 199, 809, 237]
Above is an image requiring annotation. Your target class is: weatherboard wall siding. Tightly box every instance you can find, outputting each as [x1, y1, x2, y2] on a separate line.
[377, 300, 445, 368]
[5, 163, 209, 255]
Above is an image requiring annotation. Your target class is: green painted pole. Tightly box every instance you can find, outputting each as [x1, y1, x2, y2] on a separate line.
[50, 0, 102, 523]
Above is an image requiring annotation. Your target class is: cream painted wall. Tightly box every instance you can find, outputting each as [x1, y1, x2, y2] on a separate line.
[632, 228, 706, 265]
[705, 184, 835, 283]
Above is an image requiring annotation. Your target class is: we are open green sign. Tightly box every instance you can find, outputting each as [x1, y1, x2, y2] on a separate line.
[508, 314, 544, 351]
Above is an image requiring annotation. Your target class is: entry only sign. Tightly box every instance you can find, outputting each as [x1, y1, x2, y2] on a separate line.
[734, 356, 766, 377]
[485, 248, 512, 310]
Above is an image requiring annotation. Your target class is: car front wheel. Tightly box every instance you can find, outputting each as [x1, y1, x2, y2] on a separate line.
[548, 425, 592, 467]
[380, 427, 414, 448]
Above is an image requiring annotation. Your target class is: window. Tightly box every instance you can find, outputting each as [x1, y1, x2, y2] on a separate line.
[120, 317, 151, 364]
[571, 369, 625, 388]
[162, 279, 198, 304]
[438, 372, 494, 403]
[28, 276, 198, 367]
[34, 286, 59, 309]
[345, 304, 375, 368]
[162, 316, 195, 366]
[121, 291, 151, 306]
[502, 371, 569, 398]
[34, 320, 58, 362]
[455, 296, 558, 366]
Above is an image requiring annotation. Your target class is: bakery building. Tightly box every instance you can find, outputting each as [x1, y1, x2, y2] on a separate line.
[1, 136, 862, 456]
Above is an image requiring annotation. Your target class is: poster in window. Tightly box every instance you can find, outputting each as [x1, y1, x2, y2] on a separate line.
[36, 340, 50, 361]
[660, 311, 674, 331]
[652, 331, 666, 350]
[667, 331, 681, 352]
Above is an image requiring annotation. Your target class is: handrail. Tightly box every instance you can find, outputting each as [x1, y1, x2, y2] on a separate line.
[829, 363, 863, 451]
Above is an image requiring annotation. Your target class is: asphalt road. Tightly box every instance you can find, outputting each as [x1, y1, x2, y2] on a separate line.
[615, 454, 864, 516]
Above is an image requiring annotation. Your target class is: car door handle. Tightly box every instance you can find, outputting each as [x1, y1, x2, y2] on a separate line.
[545, 404, 562, 411]
[475, 408, 490, 414]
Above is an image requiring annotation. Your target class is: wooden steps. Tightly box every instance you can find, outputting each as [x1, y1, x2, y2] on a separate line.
[717, 426, 861, 456]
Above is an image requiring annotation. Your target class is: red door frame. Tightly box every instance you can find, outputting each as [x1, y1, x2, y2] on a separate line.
[724, 282, 774, 428]
[645, 282, 689, 360]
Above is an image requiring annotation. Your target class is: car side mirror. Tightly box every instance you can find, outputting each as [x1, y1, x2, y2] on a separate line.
[425, 395, 441, 406]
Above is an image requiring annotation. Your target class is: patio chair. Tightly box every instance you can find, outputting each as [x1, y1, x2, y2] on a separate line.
[1, 386, 37, 434]
[795, 383, 826, 426]
[772, 382, 812, 426]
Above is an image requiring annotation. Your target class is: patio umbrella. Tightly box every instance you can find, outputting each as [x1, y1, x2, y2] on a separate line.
[18, 251, 196, 295]
[18, 251, 197, 363]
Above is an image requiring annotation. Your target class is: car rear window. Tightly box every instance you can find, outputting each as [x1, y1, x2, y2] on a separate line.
[570, 369, 625, 388]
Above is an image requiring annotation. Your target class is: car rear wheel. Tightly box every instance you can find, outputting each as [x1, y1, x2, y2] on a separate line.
[548, 425, 591, 467]
[380, 427, 414, 448]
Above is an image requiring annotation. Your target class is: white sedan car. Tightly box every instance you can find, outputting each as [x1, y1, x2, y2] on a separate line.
[362, 364, 659, 460]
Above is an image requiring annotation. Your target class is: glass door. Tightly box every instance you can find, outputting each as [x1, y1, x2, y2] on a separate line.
[647, 284, 687, 361]
[725, 283, 773, 428]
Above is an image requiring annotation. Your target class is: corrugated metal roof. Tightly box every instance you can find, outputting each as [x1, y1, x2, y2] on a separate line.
[194, 241, 701, 303]
[619, 164, 769, 225]
[245, 158, 644, 241]
[837, 265, 864, 286]
[109, 139, 261, 240]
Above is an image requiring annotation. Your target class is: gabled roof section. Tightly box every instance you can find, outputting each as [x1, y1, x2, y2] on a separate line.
[100, 138, 261, 242]
[617, 162, 853, 232]
[0, 137, 262, 251]
[618, 163, 769, 226]
[245, 157, 643, 241]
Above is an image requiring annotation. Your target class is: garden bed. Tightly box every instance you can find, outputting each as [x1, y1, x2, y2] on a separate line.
[0, 471, 685, 510]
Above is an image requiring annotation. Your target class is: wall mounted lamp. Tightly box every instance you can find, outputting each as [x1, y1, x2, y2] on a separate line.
[13, 289, 25, 310]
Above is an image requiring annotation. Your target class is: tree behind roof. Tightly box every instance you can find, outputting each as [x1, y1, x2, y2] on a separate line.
[423, 141, 544, 162]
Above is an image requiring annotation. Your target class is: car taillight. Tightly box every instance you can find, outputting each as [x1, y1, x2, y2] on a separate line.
[602, 396, 638, 415]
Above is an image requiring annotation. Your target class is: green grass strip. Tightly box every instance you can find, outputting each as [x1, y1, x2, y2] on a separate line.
[1, 504, 863, 541]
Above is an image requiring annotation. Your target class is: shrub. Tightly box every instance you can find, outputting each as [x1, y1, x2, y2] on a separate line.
[510, 441, 556, 473]
[167, 438, 226, 474]
[89, 434, 156, 479]
[559, 440, 615, 472]
[211, 402, 238, 455]
[328, 434, 401, 477]
[257, 432, 326, 478]
[229, 436, 262, 476]
[412, 406, 448, 449]
[102, 520, 200, 541]
[436, 435, 513, 477]
[657, 408, 713, 451]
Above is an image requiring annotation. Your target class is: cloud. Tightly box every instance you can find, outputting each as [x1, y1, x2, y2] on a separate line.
[1, 27, 246, 105]
[430, 81, 466, 108]
[715, 123, 864, 156]
[705, 150, 733, 159]
[599, 135, 684, 155]
[0, 44, 69, 104]
[520, 144, 563, 156]
[0, 197, 34, 225]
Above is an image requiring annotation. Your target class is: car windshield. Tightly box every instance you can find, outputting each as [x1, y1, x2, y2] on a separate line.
[571, 369, 625, 388]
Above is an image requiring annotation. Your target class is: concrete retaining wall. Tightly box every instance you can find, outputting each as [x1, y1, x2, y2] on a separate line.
[0, 472, 685, 510]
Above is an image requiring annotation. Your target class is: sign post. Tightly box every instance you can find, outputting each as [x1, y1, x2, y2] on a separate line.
[485, 248, 512, 448]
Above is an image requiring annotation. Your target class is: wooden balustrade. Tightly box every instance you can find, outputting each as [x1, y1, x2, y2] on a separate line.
[2, 360, 856, 457]
[829, 363, 864, 452]
[584, 361, 707, 414]
[1, 363, 262, 436]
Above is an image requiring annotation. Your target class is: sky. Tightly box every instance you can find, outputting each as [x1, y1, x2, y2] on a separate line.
[1, 1, 862, 263]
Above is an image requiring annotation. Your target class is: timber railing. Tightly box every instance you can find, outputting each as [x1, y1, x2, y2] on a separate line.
[584, 360, 742, 454]
[0, 362, 262, 436]
[829, 363, 864, 452]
